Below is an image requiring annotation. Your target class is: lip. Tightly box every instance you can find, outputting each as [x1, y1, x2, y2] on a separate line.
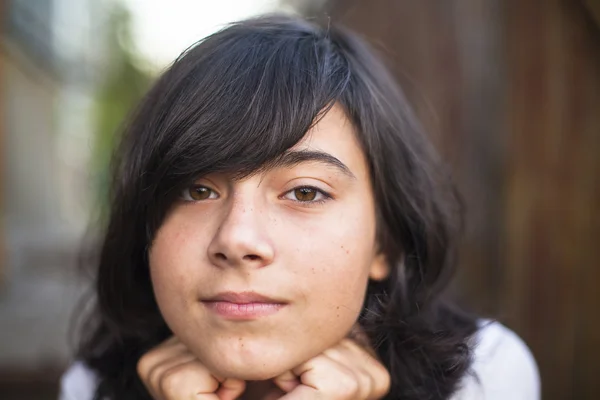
[205, 291, 285, 304]
[202, 291, 287, 320]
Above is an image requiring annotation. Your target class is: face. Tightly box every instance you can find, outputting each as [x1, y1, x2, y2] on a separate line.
[148, 105, 389, 380]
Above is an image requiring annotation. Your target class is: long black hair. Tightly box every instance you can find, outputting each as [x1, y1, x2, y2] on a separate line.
[77, 13, 478, 400]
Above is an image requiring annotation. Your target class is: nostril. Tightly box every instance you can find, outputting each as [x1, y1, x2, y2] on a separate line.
[243, 254, 260, 261]
[215, 253, 227, 261]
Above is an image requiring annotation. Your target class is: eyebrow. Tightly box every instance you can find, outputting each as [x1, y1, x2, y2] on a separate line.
[271, 150, 357, 179]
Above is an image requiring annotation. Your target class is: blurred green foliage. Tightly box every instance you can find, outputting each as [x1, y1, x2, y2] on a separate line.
[92, 3, 153, 210]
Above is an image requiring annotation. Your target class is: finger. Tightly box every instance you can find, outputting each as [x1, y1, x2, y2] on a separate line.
[323, 345, 373, 399]
[273, 370, 301, 393]
[290, 354, 360, 399]
[147, 352, 197, 399]
[160, 335, 180, 346]
[154, 335, 188, 353]
[159, 359, 220, 400]
[138, 343, 192, 398]
[215, 377, 246, 400]
[278, 384, 319, 400]
[137, 336, 188, 380]
[334, 339, 378, 371]
[341, 340, 390, 398]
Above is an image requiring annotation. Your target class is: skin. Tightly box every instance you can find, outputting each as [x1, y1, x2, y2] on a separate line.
[137, 335, 390, 399]
[144, 105, 390, 398]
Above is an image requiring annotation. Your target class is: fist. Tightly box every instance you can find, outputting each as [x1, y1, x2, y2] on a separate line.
[274, 338, 390, 399]
[137, 336, 245, 400]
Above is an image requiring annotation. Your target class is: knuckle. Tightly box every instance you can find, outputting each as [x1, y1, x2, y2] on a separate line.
[358, 372, 373, 398]
[337, 374, 359, 399]
[377, 363, 390, 383]
[159, 366, 186, 395]
[373, 367, 391, 398]
[136, 352, 156, 379]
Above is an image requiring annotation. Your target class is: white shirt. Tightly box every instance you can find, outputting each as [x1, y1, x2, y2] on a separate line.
[59, 322, 540, 400]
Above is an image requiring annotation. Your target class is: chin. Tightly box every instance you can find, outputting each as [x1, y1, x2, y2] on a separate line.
[210, 361, 287, 381]
[192, 336, 305, 381]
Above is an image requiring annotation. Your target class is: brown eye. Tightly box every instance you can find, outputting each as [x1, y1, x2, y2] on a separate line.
[182, 185, 217, 201]
[282, 186, 331, 205]
[294, 187, 317, 201]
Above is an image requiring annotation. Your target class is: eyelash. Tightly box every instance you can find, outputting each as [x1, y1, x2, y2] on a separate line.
[180, 185, 219, 202]
[180, 185, 332, 206]
[281, 185, 332, 206]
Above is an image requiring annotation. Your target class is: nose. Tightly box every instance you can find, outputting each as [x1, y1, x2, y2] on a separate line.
[207, 196, 275, 269]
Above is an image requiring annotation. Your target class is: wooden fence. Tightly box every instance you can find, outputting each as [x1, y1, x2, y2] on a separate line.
[320, 1, 600, 398]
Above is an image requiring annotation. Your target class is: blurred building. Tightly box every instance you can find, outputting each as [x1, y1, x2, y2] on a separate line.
[0, 0, 107, 393]
[2, 0, 106, 278]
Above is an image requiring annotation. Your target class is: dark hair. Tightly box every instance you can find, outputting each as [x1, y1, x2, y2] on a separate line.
[77, 13, 478, 400]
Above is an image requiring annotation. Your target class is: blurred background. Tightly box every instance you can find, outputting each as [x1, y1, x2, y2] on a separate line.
[0, 0, 598, 399]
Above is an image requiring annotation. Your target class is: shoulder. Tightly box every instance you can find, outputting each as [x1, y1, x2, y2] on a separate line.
[59, 361, 98, 400]
[452, 320, 541, 400]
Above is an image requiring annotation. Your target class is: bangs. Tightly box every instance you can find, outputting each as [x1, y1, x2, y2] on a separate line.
[143, 15, 352, 208]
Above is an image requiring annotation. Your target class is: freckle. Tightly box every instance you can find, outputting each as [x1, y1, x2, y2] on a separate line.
[336, 306, 339, 309]
[346, 250, 349, 254]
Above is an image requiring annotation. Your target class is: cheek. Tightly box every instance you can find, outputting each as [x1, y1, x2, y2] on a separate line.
[286, 204, 377, 327]
[148, 216, 208, 323]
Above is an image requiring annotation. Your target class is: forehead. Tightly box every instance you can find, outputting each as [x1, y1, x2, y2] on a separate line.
[291, 105, 369, 178]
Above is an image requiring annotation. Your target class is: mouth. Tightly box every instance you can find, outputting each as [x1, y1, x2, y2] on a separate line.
[202, 291, 287, 320]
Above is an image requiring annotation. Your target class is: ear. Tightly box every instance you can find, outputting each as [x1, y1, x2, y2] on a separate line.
[368, 252, 389, 281]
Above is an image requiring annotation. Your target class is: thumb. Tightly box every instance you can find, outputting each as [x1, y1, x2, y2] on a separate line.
[278, 384, 318, 399]
[216, 377, 246, 400]
[273, 370, 301, 393]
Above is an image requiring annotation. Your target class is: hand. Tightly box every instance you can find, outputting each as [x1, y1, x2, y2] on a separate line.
[137, 336, 245, 400]
[273, 339, 390, 399]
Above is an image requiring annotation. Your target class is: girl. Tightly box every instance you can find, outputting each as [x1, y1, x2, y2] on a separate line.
[60, 14, 539, 400]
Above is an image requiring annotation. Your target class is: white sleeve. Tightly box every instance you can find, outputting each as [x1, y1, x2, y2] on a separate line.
[451, 321, 541, 400]
[58, 361, 98, 400]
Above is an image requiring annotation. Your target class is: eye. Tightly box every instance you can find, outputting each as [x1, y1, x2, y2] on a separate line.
[283, 186, 330, 204]
[181, 185, 219, 202]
